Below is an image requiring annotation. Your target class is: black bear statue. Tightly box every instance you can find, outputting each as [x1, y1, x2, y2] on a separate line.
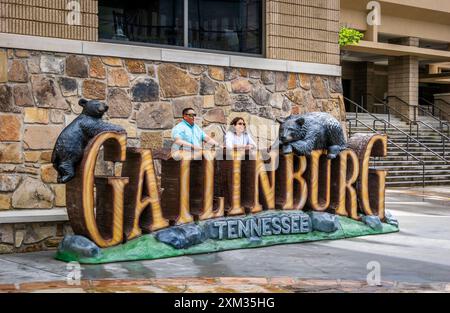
[51, 98, 126, 183]
[278, 112, 347, 159]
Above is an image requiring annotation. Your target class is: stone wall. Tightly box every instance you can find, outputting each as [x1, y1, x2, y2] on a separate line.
[0, 222, 72, 253]
[0, 47, 344, 254]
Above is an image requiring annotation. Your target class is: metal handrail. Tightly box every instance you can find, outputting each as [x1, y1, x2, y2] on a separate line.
[345, 96, 448, 164]
[348, 96, 415, 151]
[376, 119, 448, 162]
[419, 97, 450, 123]
[415, 121, 450, 158]
[365, 93, 385, 105]
[364, 93, 390, 120]
[434, 98, 450, 121]
[418, 97, 435, 114]
[347, 118, 421, 162]
[353, 95, 414, 134]
[435, 98, 450, 106]
[365, 93, 416, 127]
[347, 118, 426, 187]
[385, 95, 418, 122]
[387, 95, 450, 134]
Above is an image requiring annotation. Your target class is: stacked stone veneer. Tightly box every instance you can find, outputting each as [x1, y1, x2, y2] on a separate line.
[0, 48, 344, 253]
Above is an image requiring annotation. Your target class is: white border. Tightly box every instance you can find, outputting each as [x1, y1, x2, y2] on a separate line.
[0, 33, 341, 77]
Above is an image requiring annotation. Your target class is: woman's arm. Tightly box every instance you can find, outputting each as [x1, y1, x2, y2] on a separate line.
[225, 132, 235, 149]
[246, 133, 257, 149]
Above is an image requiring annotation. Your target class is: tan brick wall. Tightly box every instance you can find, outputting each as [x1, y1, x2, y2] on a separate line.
[0, 0, 98, 41]
[0, 0, 341, 64]
[388, 37, 419, 121]
[266, 0, 340, 65]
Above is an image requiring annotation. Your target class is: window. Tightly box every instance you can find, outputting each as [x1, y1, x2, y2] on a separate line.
[99, 0, 263, 55]
[99, 0, 184, 46]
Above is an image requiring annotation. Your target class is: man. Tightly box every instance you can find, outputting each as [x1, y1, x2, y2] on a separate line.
[171, 107, 220, 151]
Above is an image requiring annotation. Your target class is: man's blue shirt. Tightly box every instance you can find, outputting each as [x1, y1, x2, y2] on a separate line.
[171, 119, 206, 149]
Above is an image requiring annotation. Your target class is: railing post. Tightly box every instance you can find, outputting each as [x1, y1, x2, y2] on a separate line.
[407, 132, 409, 153]
[388, 105, 391, 123]
[422, 163, 425, 188]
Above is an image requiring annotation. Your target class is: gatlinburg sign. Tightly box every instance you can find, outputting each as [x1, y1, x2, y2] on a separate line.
[52, 103, 398, 263]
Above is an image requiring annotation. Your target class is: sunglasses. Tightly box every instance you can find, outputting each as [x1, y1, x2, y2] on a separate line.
[185, 113, 197, 117]
[236, 122, 246, 126]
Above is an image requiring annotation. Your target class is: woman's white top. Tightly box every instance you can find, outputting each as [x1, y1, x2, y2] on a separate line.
[225, 131, 256, 149]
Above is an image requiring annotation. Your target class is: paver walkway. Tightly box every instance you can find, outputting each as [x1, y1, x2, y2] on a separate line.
[1, 187, 449, 293]
[1, 277, 449, 293]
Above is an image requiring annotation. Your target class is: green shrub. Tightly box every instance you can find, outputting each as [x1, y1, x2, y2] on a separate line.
[339, 27, 364, 47]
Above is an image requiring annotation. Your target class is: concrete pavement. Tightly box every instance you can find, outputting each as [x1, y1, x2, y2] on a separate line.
[0, 187, 449, 292]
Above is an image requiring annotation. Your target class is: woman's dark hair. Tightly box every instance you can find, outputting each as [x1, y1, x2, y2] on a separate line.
[230, 117, 245, 126]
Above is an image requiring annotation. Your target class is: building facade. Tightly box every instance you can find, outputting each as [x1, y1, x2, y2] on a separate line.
[0, 0, 344, 253]
[2, 0, 449, 254]
[340, 0, 450, 118]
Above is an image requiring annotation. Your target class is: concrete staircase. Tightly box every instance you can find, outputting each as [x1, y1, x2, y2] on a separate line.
[346, 112, 450, 187]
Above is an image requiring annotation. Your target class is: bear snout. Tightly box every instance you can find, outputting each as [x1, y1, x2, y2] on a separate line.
[280, 134, 293, 143]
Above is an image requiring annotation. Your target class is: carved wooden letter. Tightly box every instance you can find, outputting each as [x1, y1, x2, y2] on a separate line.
[95, 176, 129, 244]
[227, 150, 245, 216]
[121, 148, 169, 240]
[247, 151, 276, 213]
[330, 150, 359, 219]
[199, 150, 225, 220]
[306, 150, 331, 211]
[177, 151, 195, 224]
[66, 132, 127, 248]
[276, 153, 308, 210]
[348, 133, 387, 219]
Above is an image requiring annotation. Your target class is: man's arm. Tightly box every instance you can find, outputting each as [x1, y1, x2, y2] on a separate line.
[203, 134, 221, 147]
[172, 125, 202, 150]
[173, 137, 202, 150]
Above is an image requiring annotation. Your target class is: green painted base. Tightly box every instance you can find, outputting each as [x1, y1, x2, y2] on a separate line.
[55, 216, 399, 264]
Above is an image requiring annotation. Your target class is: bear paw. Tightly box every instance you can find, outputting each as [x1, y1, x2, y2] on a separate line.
[327, 145, 344, 159]
[282, 144, 293, 154]
[58, 173, 75, 184]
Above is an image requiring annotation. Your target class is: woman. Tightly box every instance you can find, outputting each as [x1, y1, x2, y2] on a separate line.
[225, 117, 256, 150]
